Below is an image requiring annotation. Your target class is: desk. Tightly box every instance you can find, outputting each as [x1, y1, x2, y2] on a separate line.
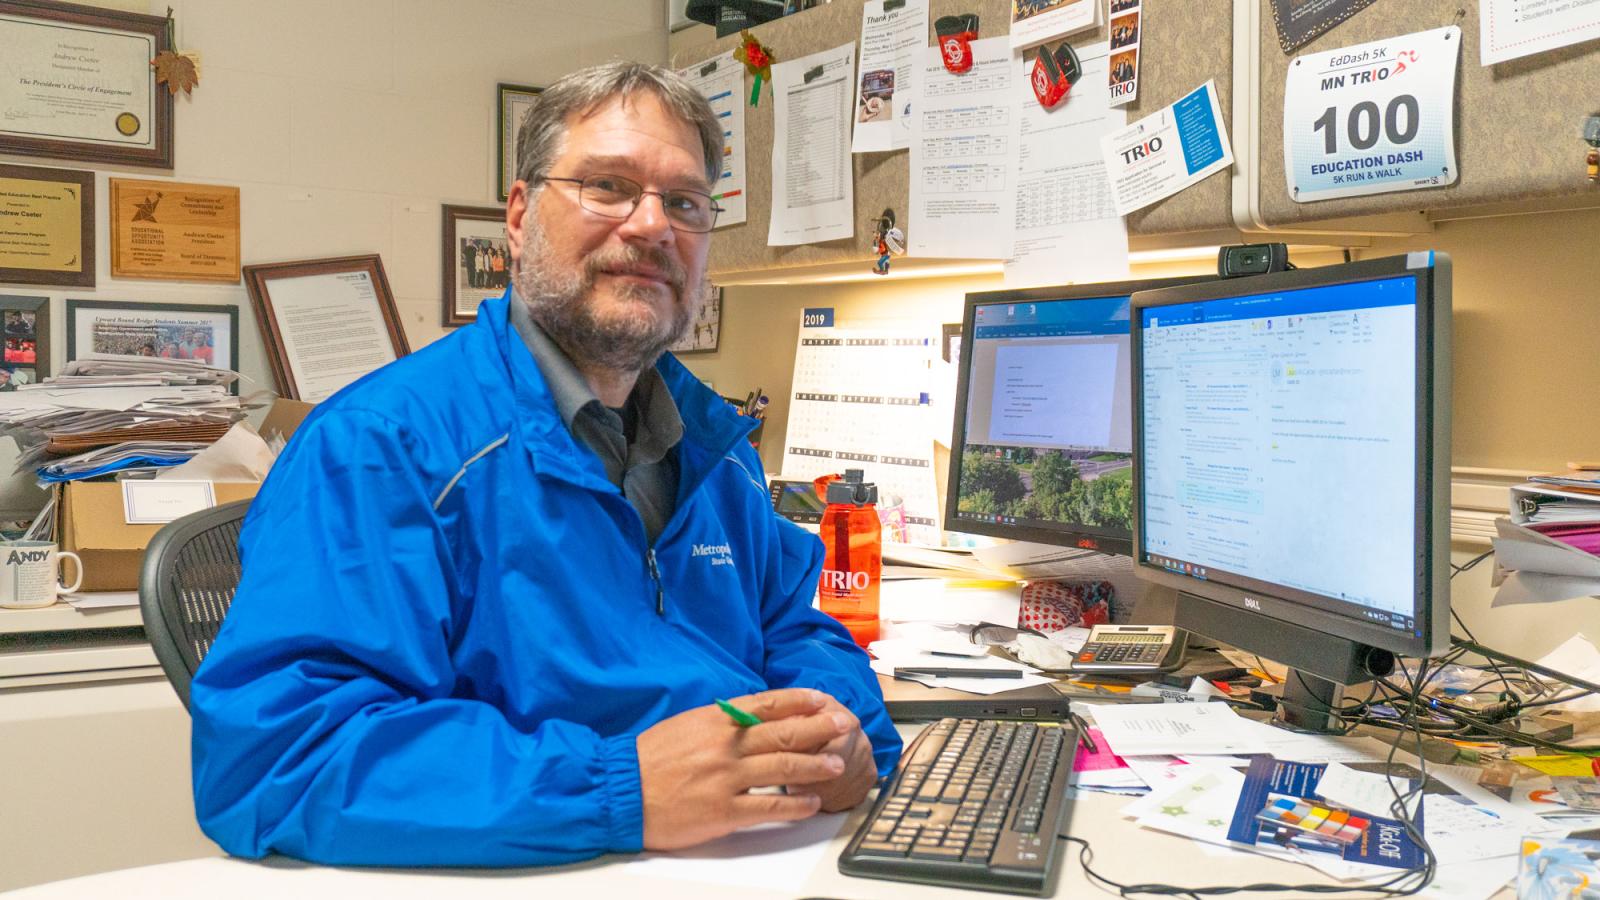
[9, 723, 1519, 900]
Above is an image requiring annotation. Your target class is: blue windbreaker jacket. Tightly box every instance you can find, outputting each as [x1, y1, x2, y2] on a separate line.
[190, 292, 901, 867]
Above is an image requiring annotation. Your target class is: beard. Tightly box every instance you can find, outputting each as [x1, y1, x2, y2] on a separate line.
[515, 220, 706, 374]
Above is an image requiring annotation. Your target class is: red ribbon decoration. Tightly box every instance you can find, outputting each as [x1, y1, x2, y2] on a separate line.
[734, 30, 775, 106]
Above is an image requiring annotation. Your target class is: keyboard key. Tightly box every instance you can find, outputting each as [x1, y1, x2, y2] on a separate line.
[910, 845, 967, 861]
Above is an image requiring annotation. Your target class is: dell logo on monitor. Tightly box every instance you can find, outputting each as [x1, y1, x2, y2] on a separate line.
[1243, 597, 1262, 611]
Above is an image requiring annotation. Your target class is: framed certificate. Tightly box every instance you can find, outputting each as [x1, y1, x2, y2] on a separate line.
[243, 255, 411, 402]
[497, 83, 542, 201]
[441, 204, 509, 327]
[0, 0, 174, 168]
[0, 163, 94, 287]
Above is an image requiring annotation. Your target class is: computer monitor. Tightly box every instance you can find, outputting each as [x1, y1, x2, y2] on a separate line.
[945, 276, 1213, 556]
[1131, 253, 1451, 730]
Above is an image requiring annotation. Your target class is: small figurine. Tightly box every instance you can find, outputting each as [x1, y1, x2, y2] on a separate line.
[870, 209, 905, 276]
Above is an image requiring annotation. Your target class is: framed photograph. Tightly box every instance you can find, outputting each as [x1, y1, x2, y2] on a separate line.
[0, 1, 174, 168]
[66, 299, 237, 371]
[497, 83, 543, 201]
[243, 255, 410, 402]
[670, 287, 722, 354]
[441, 204, 509, 327]
[942, 322, 963, 366]
[0, 163, 94, 287]
[0, 294, 50, 389]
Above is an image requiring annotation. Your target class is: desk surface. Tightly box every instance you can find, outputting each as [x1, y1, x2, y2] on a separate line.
[7, 790, 1451, 900]
[11, 763, 1517, 900]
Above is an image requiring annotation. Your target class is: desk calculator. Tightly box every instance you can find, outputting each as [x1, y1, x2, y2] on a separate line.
[1070, 624, 1187, 674]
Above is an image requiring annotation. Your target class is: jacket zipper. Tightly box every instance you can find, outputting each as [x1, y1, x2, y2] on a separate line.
[647, 548, 665, 616]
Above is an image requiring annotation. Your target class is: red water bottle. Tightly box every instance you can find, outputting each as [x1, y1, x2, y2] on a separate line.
[817, 469, 882, 647]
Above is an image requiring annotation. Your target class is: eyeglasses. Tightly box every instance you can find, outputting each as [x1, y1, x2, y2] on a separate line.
[539, 174, 722, 233]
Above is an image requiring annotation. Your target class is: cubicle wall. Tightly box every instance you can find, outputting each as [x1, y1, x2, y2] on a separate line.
[674, 0, 1237, 277]
[1253, 0, 1600, 227]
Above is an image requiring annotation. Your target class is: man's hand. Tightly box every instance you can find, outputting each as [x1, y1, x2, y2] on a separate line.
[783, 694, 877, 812]
[637, 688, 854, 851]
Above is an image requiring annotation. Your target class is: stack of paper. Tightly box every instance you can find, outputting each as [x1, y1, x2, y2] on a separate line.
[0, 361, 253, 482]
[36, 441, 213, 482]
[1492, 472, 1600, 604]
[49, 354, 241, 386]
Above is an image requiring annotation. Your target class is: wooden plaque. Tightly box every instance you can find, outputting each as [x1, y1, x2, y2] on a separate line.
[110, 178, 241, 283]
[0, 163, 94, 287]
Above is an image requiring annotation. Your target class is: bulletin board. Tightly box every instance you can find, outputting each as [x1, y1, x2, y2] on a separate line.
[1256, 0, 1600, 228]
[675, 0, 1237, 277]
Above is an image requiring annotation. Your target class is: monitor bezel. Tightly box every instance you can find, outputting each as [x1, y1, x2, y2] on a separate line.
[945, 275, 1215, 556]
[1129, 254, 1451, 661]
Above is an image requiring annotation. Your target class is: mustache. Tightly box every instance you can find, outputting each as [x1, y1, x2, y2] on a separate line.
[583, 244, 686, 293]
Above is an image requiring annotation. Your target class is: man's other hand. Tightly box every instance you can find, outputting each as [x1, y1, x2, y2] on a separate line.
[637, 687, 853, 850]
[782, 694, 876, 812]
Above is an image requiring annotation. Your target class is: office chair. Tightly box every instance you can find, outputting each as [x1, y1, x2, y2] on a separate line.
[138, 499, 251, 711]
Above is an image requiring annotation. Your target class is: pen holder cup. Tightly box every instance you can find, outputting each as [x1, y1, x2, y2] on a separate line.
[876, 494, 908, 544]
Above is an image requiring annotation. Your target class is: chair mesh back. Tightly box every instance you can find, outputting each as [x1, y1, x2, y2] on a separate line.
[167, 517, 244, 669]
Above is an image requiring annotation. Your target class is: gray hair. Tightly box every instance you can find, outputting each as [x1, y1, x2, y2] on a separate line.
[514, 61, 722, 189]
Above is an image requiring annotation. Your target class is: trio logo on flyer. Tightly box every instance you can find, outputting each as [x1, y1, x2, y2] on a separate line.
[1119, 134, 1164, 165]
[1318, 46, 1418, 92]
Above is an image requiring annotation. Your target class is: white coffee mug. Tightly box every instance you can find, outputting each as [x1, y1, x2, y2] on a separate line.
[0, 541, 83, 609]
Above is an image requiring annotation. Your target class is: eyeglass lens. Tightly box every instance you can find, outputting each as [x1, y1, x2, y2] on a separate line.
[579, 174, 718, 232]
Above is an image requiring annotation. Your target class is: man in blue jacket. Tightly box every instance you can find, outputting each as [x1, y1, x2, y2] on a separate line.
[190, 60, 901, 867]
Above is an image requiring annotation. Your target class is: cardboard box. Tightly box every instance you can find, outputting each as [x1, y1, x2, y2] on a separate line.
[59, 481, 261, 592]
[259, 398, 315, 447]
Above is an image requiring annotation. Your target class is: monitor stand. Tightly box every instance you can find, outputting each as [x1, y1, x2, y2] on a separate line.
[1259, 670, 1349, 734]
[1172, 591, 1394, 736]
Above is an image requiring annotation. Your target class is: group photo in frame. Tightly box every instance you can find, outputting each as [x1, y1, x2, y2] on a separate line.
[441, 204, 509, 327]
[0, 0, 174, 169]
[669, 287, 722, 354]
[497, 83, 543, 201]
[0, 294, 50, 391]
[0, 163, 94, 288]
[66, 298, 237, 371]
[243, 254, 410, 403]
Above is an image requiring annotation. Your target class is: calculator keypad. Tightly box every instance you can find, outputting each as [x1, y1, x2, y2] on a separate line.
[1076, 643, 1165, 666]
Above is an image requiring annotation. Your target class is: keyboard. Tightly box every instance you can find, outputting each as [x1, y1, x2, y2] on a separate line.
[838, 717, 1076, 896]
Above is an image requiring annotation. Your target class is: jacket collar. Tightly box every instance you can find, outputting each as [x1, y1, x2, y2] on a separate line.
[482, 290, 756, 494]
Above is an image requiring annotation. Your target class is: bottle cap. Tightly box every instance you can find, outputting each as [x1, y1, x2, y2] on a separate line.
[826, 468, 878, 506]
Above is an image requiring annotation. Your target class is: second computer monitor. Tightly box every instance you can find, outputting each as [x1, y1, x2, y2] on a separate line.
[1131, 254, 1452, 688]
[945, 276, 1212, 555]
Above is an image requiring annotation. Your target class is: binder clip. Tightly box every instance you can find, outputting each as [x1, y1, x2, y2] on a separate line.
[1030, 41, 1081, 110]
[870, 208, 905, 276]
[1584, 114, 1600, 181]
[935, 14, 979, 74]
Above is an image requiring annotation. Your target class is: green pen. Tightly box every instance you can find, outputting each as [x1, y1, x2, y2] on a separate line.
[716, 698, 763, 727]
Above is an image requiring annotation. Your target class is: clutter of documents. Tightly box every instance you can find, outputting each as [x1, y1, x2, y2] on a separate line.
[0, 357, 253, 484]
[1492, 465, 1600, 605]
[1071, 702, 1571, 900]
